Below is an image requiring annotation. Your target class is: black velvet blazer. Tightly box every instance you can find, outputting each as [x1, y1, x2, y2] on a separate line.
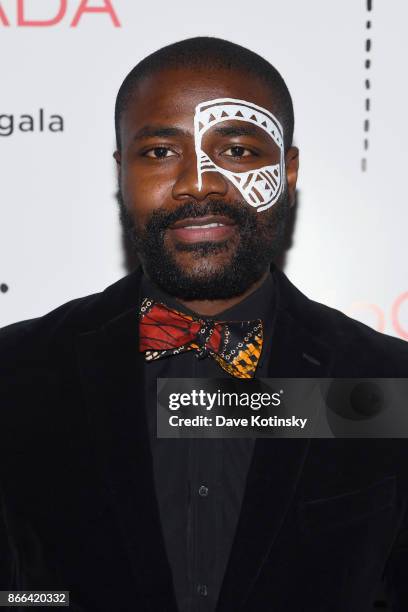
[1, 266, 408, 612]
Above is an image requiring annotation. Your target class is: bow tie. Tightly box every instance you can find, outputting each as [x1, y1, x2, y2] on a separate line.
[139, 298, 263, 379]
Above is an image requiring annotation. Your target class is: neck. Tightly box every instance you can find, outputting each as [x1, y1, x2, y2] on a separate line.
[157, 268, 270, 316]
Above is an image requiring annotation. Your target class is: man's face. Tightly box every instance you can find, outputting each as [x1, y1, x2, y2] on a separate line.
[115, 67, 299, 300]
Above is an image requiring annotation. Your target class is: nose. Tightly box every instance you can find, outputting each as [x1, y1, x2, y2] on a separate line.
[172, 156, 228, 201]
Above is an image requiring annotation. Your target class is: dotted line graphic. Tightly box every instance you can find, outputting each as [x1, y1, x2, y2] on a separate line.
[362, 0, 372, 172]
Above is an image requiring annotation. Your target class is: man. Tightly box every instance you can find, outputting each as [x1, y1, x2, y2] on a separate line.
[1, 37, 408, 612]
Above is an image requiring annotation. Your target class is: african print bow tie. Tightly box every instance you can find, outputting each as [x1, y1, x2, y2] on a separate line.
[139, 298, 263, 379]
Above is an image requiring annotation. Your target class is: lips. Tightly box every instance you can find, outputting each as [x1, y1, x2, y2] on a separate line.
[168, 215, 237, 243]
[169, 215, 236, 229]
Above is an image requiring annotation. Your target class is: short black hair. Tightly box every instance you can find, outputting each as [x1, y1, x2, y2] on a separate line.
[114, 36, 294, 152]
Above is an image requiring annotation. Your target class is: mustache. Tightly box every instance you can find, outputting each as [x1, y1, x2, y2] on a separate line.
[143, 199, 256, 234]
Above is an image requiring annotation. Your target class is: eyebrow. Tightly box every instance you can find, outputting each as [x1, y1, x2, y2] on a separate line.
[132, 125, 190, 141]
[213, 125, 260, 137]
[132, 124, 262, 141]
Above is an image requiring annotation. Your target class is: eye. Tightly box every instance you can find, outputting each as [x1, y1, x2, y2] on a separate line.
[222, 146, 254, 158]
[143, 146, 177, 159]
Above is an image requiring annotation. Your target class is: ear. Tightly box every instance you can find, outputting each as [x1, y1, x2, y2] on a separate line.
[285, 146, 299, 207]
[113, 150, 121, 165]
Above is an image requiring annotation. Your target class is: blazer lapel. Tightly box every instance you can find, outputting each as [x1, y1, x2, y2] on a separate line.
[217, 271, 335, 612]
[76, 298, 178, 609]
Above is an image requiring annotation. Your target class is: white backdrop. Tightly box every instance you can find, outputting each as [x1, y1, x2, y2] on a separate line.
[1, 0, 407, 340]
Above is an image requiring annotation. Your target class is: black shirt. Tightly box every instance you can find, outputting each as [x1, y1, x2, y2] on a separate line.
[140, 271, 277, 612]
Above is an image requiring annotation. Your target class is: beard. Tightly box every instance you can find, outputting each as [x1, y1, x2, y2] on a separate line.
[117, 187, 291, 300]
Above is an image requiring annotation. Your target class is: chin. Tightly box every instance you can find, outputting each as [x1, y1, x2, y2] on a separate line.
[178, 247, 232, 263]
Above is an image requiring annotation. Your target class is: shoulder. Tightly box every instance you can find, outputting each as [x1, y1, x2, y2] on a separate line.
[0, 268, 142, 369]
[0, 269, 143, 448]
[276, 268, 408, 376]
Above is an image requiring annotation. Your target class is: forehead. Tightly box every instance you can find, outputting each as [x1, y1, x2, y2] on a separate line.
[120, 67, 279, 136]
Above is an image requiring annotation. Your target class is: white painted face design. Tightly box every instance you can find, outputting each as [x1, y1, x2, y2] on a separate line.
[194, 98, 285, 212]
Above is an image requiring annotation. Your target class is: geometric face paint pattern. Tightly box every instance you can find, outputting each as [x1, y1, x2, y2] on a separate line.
[194, 97, 285, 212]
